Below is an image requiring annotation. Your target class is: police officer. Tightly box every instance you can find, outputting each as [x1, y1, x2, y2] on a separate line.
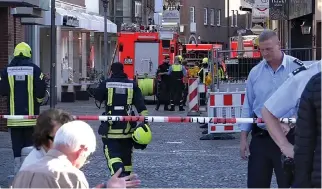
[94, 62, 152, 177]
[262, 61, 321, 158]
[168, 56, 187, 111]
[0, 42, 47, 174]
[155, 56, 171, 111]
[239, 30, 305, 188]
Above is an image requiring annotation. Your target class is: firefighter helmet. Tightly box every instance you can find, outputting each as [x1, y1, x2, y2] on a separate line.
[14, 42, 32, 58]
[132, 123, 152, 145]
[202, 57, 208, 64]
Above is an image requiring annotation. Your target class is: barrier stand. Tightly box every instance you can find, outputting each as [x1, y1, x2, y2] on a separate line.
[200, 89, 246, 140]
[187, 78, 200, 116]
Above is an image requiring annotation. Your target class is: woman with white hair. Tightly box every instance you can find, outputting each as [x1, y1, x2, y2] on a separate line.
[13, 120, 140, 188]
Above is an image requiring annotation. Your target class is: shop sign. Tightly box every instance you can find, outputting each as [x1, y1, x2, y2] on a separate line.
[63, 15, 79, 27]
[269, 0, 288, 20]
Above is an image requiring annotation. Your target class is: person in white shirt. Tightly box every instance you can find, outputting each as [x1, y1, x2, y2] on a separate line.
[20, 109, 74, 170]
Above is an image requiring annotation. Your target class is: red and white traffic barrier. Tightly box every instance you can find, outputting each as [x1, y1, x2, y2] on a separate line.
[0, 115, 296, 124]
[207, 91, 247, 133]
[187, 78, 200, 116]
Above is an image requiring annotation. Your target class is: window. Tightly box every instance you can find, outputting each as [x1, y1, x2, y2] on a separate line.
[134, 1, 142, 17]
[190, 7, 195, 23]
[204, 8, 208, 25]
[234, 10, 238, 27]
[210, 9, 215, 26]
[231, 10, 234, 27]
[216, 9, 221, 26]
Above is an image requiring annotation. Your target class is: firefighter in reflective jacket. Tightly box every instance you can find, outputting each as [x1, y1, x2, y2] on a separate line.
[94, 62, 151, 178]
[198, 57, 209, 85]
[168, 56, 187, 111]
[0, 42, 47, 174]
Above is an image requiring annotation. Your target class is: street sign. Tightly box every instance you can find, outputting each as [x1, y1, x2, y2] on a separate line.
[251, 24, 264, 34]
[252, 7, 269, 23]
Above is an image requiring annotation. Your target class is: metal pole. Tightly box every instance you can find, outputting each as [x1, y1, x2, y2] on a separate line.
[102, 0, 109, 79]
[50, 0, 56, 108]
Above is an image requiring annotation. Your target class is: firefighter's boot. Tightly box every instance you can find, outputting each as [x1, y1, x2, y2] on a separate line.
[169, 105, 175, 111]
[179, 106, 185, 111]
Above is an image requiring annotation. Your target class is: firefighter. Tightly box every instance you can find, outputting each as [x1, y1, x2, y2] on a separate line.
[0, 42, 47, 174]
[181, 60, 189, 106]
[168, 56, 187, 111]
[94, 62, 152, 178]
[155, 56, 171, 111]
[198, 57, 209, 106]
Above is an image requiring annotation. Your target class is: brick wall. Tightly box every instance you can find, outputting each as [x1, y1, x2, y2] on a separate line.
[0, 8, 25, 132]
[62, 0, 86, 7]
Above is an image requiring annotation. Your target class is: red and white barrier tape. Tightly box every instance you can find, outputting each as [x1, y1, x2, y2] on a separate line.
[0, 115, 296, 124]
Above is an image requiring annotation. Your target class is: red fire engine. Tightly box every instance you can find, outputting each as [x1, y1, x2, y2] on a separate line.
[229, 35, 261, 58]
[116, 26, 180, 98]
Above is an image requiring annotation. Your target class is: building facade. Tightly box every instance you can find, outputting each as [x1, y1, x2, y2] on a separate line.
[179, 0, 249, 48]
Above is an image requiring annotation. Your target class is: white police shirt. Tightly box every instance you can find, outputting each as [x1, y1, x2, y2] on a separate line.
[264, 60, 321, 118]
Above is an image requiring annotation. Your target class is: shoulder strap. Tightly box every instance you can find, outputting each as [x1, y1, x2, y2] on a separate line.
[292, 66, 307, 76]
[293, 59, 304, 66]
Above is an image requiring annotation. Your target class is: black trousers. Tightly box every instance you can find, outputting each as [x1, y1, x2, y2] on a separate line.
[170, 80, 184, 107]
[10, 127, 34, 158]
[247, 131, 289, 188]
[102, 138, 133, 177]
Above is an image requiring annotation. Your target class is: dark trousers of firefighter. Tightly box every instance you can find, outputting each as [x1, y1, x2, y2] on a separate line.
[103, 138, 133, 177]
[156, 80, 170, 110]
[247, 131, 289, 188]
[170, 80, 184, 108]
[10, 127, 34, 158]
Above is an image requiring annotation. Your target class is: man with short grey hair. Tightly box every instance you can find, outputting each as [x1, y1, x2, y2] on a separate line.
[239, 29, 304, 188]
[12, 120, 141, 188]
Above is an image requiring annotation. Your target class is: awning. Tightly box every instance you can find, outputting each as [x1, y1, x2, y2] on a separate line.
[24, 7, 117, 33]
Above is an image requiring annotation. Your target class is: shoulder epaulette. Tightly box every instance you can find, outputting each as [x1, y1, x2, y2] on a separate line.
[293, 59, 304, 66]
[292, 66, 307, 76]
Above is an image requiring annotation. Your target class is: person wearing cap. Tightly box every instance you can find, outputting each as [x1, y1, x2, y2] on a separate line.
[167, 56, 187, 111]
[0, 42, 47, 174]
[94, 62, 152, 178]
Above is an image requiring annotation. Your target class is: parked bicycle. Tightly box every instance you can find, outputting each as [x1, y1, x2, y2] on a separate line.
[86, 75, 105, 109]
